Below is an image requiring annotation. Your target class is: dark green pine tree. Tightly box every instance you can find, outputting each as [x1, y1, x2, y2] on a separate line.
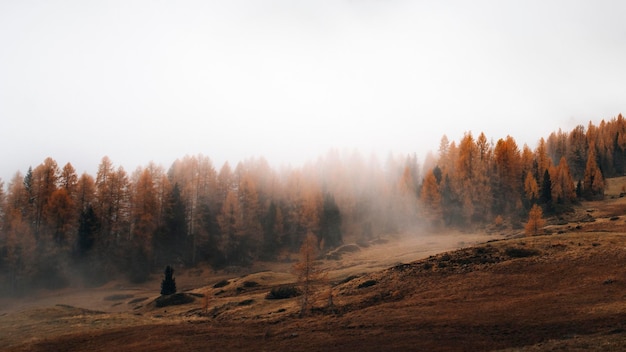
[539, 169, 552, 204]
[260, 201, 279, 260]
[76, 205, 100, 256]
[319, 193, 342, 250]
[160, 265, 176, 295]
[154, 183, 187, 267]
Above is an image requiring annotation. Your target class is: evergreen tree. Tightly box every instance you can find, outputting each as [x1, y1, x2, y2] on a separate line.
[154, 183, 187, 266]
[160, 265, 176, 295]
[76, 205, 99, 256]
[539, 169, 552, 205]
[261, 201, 280, 260]
[319, 194, 342, 249]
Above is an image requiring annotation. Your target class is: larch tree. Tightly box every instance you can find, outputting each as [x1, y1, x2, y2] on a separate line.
[523, 171, 539, 207]
[59, 163, 78, 194]
[552, 157, 576, 204]
[131, 168, 158, 249]
[525, 204, 546, 236]
[217, 190, 244, 264]
[95, 156, 115, 243]
[238, 172, 263, 260]
[76, 173, 96, 212]
[420, 169, 442, 225]
[535, 138, 552, 178]
[31, 157, 60, 239]
[46, 188, 75, 246]
[293, 232, 326, 317]
[473, 132, 493, 222]
[455, 132, 480, 224]
[3, 173, 37, 293]
[583, 149, 604, 200]
[567, 125, 588, 180]
[493, 136, 522, 216]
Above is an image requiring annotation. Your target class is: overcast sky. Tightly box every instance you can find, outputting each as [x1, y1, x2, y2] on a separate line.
[1, 0, 625, 182]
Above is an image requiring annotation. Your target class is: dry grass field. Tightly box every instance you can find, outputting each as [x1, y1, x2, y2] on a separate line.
[4, 179, 626, 351]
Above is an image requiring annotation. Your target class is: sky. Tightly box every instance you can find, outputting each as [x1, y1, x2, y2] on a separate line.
[1, 0, 625, 183]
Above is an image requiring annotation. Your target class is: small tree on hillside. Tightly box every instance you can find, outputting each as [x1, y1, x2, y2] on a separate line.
[525, 204, 546, 236]
[293, 232, 326, 317]
[160, 265, 176, 295]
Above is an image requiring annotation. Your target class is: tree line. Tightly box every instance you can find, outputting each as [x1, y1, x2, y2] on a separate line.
[0, 151, 420, 294]
[0, 113, 622, 295]
[420, 115, 626, 227]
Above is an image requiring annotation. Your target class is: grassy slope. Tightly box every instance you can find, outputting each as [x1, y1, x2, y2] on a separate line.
[5, 180, 626, 351]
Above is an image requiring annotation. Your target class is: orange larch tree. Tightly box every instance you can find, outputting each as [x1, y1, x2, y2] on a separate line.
[525, 204, 546, 236]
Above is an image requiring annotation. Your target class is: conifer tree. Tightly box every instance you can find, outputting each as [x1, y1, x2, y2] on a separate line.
[294, 232, 326, 317]
[525, 204, 546, 236]
[319, 193, 342, 250]
[160, 265, 176, 295]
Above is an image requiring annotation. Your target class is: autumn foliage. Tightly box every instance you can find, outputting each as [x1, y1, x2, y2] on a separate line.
[525, 205, 546, 236]
[0, 113, 623, 294]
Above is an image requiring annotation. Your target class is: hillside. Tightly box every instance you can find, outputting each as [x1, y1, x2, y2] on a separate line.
[3, 189, 626, 351]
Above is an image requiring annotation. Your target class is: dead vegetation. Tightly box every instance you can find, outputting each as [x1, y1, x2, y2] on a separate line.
[4, 193, 626, 351]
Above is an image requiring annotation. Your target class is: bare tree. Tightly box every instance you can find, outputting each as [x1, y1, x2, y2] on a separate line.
[293, 232, 326, 317]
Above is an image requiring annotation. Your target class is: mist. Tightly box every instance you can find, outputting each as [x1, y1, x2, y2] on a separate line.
[2, 1, 626, 184]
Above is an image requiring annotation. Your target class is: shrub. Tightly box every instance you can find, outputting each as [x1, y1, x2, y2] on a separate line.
[504, 247, 540, 258]
[213, 280, 229, 288]
[242, 281, 259, 288]
[357, 280, 378, 289]
[266, 285, 301, 300]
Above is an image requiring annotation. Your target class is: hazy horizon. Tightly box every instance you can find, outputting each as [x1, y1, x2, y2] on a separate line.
[2, 0, 625, 182]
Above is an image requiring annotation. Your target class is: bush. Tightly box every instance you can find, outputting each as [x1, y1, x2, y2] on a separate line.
[357, 280, 378, 289]
[505, 247, 540, 258]
[266, 285, 301, 300]
[242, 281, 259, 288]
[213, 280, 229, 288]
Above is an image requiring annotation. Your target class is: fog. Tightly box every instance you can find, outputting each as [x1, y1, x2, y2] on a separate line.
[1, 1, 626, 183]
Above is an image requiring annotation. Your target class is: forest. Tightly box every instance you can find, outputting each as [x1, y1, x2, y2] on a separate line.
[0, 113, 624, 295]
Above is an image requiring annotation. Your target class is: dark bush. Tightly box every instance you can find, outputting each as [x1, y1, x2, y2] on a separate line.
[266, 285, 301, 299]
[242, 281, 259, 288]
[238, 299, 255, 306]
[357, 280, 378, 289]
[504, 247, 540, 258]
[213, 280, 229, 288]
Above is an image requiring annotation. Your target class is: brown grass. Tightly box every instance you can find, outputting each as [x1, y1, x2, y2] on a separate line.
[5, 193, 626, 351]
